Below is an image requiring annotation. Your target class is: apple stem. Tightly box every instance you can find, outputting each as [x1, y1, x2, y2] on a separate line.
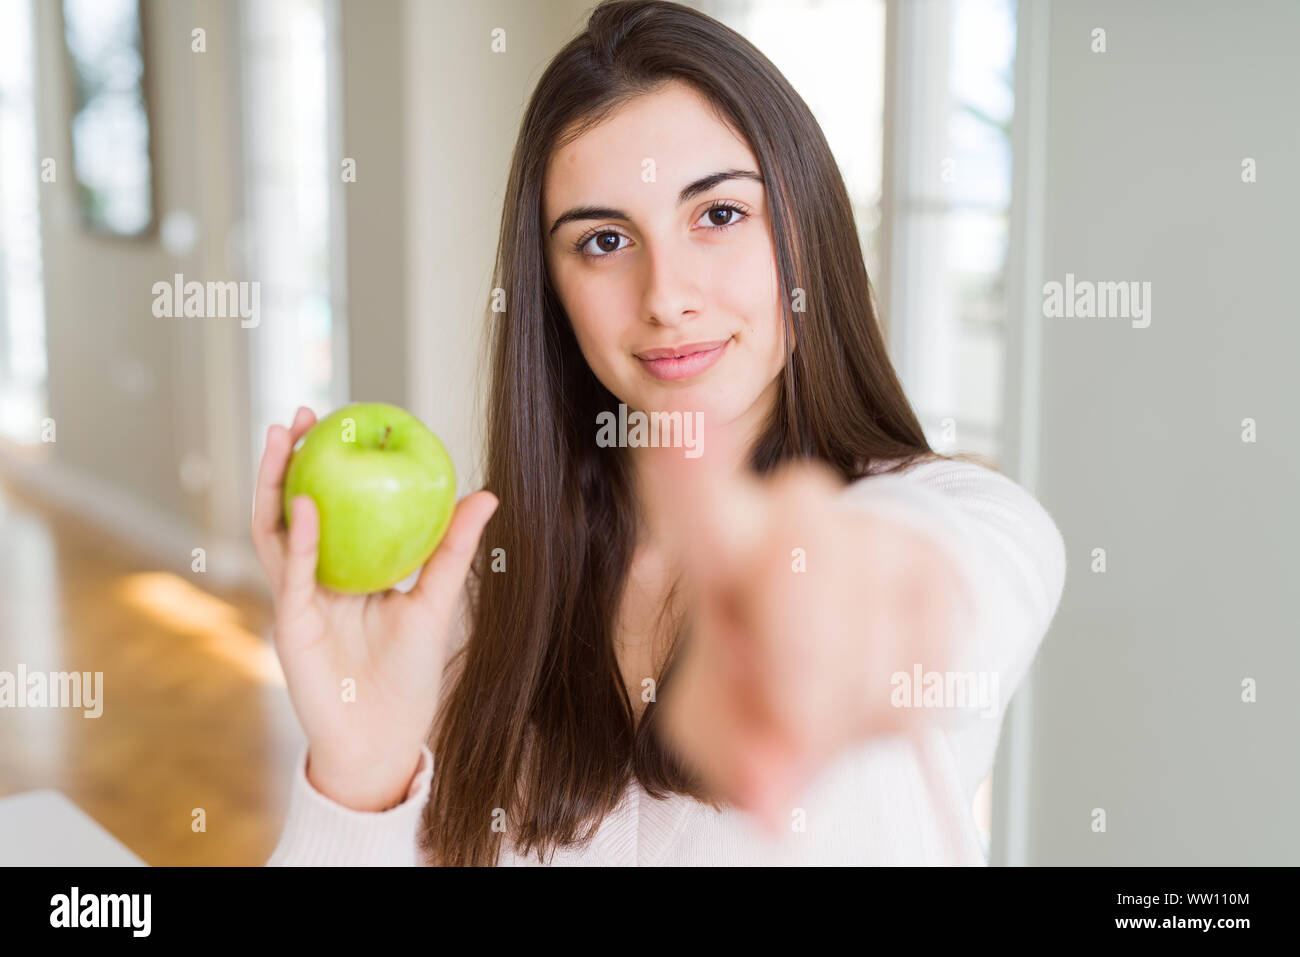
[379, 425, 392, 451]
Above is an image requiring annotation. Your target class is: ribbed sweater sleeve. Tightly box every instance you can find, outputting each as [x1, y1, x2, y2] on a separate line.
[836, 457, 1067, 798]
[265, 742, 435, 866]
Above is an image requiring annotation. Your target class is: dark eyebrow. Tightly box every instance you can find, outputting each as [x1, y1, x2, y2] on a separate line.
[547, 168, 763, 236]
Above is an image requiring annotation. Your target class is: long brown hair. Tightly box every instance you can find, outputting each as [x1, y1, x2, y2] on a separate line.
[422, 0, 978, 865]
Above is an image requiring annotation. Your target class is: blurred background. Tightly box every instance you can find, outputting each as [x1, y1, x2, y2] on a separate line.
[0, 0, 1295, 865]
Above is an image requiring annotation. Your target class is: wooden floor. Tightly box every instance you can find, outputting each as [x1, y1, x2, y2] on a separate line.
[0, 477, 301, 866]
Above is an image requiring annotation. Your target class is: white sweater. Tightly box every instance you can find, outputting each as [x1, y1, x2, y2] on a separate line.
[267, 456, 1067, 866]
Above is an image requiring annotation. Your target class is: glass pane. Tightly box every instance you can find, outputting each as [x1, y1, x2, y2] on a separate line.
[696, 0, 887, 277]
[61, 0, 154, 236]
[0, 0, 50, 443]
[241, 0, 338, 466]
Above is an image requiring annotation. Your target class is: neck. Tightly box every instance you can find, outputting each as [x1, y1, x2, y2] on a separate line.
[628, 387, 772, 552]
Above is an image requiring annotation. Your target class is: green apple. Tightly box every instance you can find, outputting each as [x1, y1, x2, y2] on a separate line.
[281, 402, 457, 594]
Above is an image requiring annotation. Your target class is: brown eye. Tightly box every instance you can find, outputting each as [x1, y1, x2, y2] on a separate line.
[576, 230, 631, 259]
[698, 202, 748, 230]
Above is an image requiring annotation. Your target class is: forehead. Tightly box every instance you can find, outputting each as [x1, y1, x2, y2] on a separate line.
[543, 82, 758, 215]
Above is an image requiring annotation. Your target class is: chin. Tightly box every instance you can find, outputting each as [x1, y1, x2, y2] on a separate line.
[674, 393, 749, 425]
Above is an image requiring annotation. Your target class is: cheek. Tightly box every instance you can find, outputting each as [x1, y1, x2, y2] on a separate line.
[555, 267, 615, 352]
[715, 233, 785, 362]
[557, 276, 642, 390]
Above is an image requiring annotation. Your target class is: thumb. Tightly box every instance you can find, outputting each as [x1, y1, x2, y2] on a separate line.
[411, 489, 499, 615]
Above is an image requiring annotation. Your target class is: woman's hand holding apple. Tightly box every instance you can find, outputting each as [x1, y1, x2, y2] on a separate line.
[251, 406, 499, 812]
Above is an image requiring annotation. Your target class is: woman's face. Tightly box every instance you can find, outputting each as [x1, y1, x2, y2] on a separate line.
[542, 80, 787, 435]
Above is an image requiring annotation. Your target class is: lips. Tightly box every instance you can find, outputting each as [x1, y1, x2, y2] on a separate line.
[634, 339, 731, 361]
[635, 336, 732, 381]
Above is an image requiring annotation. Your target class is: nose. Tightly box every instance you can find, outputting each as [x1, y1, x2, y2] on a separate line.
[641, 233, 703, 328]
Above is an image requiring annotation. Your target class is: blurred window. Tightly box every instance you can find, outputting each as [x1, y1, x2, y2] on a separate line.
[239, 0, 347, 466]
[0, 0, 49, 444]
[61, 0, 154, 237]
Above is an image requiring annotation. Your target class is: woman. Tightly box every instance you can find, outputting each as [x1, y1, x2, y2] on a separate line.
[259, 0, 1066, 866]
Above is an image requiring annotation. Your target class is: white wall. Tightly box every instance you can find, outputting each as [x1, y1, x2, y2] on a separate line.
[1020, 0, 1300, 864]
